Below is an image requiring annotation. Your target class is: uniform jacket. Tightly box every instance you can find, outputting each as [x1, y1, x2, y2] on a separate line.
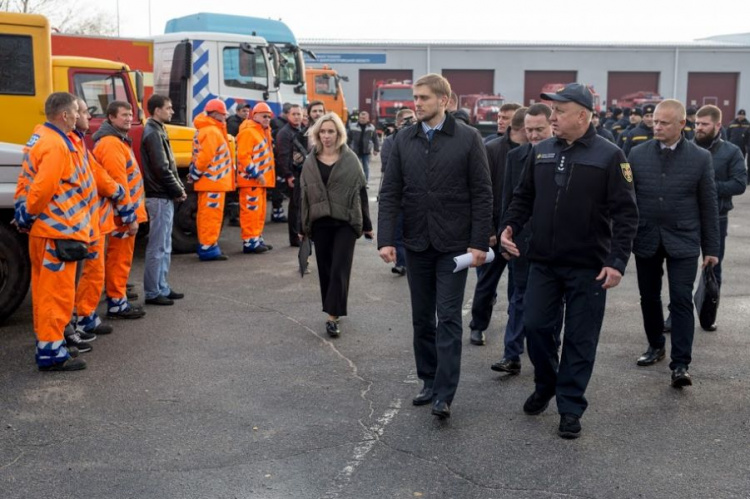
[628, 138, 719, 259]
[347, 122, 380, 156]
[378, 113, 493, 253]
[300, 145, 368, 237]
[621, 122, 654, 157]
[189, 114, 235, 192]
[726, 117, 750, 155]
[15, 123, 97, 243]
[698, 136, 747, 218]
[610, 117, 630, 140]
[92, 121, 148, 228]
[236, 119, 276, 188]
[141, 118, 185, 200]
[70, 130, 130, 240]
[596, 126, 615, 143]
[503, 124, 639, 274]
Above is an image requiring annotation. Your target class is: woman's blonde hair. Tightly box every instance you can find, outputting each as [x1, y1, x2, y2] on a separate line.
[308, 112, 348, 153]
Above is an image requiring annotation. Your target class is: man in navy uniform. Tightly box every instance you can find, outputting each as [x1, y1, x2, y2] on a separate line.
[501, 83, 638, 439]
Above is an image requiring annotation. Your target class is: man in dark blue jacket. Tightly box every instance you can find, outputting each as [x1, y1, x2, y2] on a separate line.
[694, 105, 747, 327]
[378, 73, 492, 420]
[501, 83, 638, 439]
[628, 99, 720, 388]
[726, 109, 749, 156]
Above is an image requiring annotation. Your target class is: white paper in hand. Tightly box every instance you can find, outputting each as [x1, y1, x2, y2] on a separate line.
[453, 248, 495, 273]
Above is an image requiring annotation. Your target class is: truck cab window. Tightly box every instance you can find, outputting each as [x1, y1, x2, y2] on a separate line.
[223, 47, 268, 91]
[73, 73, 128, 117]
[279, 48, 299, 85]
[314, 75, 337, 95]
[0, 34, 34, 95]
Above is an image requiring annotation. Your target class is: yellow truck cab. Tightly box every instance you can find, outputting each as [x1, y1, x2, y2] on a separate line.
[306, 65, 348, 124]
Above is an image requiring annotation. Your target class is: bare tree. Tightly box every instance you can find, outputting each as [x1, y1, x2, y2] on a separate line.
[1, 0, 116, 35]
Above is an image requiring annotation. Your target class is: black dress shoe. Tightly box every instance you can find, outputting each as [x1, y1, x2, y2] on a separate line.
[704, 323, 717, 332]
[637, 346, 666, 366]
[325, 320, 340, 338]
[469, 329, 485, 346]
[490, 358, 521, 374]
[671, 366, 693, 388]
[558, 413, 582, 439]
[412, 386, 434, 406]
[523, 391, 553, 415]
[145, 295, 174, 306]
[431, 399, 451, 419]
[167, 291, 185, 300]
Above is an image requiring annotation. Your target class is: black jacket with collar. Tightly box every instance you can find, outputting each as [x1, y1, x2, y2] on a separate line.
[486, 134, 519, 232]
[503, 124, 638, 274]
[628, 138, 719, 259]
[697, 136, 746, 218]
[377, 112, 493, 253]
[140, 118, 185, 199]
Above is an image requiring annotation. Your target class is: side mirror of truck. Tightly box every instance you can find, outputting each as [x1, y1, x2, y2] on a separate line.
[240, 42, 256, 55]
[135, 70, 144, 103]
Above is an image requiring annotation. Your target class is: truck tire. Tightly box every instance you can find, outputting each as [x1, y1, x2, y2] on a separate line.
[0, 223, 31, 323]
[172, 192, 198, 254]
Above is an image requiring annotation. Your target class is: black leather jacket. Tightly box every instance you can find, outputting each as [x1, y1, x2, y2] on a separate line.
[141, 118, 185, 199]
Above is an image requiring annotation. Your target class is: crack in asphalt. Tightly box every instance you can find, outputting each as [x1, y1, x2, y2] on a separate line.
[196, 292, 376, 419]
[0, 450, 25, 471]
[377, 439, 597, 498]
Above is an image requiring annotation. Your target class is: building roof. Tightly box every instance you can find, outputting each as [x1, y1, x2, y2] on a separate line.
[299, 38, 750, 49]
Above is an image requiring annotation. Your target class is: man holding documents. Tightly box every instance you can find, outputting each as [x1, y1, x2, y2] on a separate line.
[378, 73, 492, 420]
[501, 83, 638, 439]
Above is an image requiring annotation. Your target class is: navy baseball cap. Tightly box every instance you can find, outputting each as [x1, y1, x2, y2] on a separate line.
[540, 83, 594, 112]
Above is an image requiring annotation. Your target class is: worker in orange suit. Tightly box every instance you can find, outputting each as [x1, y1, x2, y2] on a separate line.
[189, 98, 236, 261]
[236, 102, 276, 253]
[92, 101, 147, 319]
[13, 92, 96, 371]
[71, 98, 134, 337]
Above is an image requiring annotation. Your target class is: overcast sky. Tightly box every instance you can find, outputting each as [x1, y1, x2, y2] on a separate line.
[98, 0, 748, 43]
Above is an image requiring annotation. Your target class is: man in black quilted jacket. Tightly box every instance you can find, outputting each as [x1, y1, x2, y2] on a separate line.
[628, 99, 719, 389]
[378, 73, 493, 420]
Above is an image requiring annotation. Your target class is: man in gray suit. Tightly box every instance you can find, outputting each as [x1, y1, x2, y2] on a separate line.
[628, 99, 720, 388]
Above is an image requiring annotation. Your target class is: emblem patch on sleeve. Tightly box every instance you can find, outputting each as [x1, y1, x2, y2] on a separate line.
[620, 163, 633, 183]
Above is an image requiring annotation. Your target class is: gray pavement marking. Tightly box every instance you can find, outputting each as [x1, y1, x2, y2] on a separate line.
[462, 297, 473, 317]
[320, 399, 402, 499]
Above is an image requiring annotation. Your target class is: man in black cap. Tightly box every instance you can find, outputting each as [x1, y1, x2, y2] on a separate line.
[604, 107, 620, 130]
[617, 107, 643, 148]
[501, 83, 638, 439]
[727, 108, 749, 156]
[683, 106, 697, 140]
[621, 104, 655, 156]
[611, 108, 630, 142]
[592, 112, 615, 143]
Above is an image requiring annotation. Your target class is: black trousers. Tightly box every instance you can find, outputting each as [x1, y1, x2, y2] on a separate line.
[635, 245, 698, 370]
[270, 183, 285, 210]
[468, 244, 508, 332]
[311, 223, 357, 317]
[406, 246, 467, 404]
[524, 263, 607, 417]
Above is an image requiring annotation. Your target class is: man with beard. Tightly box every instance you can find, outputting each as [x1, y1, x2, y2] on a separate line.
[692, 105, 746, 329]
[378, 73, 492, 420]
[628, 100, 719, 388]
[501, 83, 638, 438]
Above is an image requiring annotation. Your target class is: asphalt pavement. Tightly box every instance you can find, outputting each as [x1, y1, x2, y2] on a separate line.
[2, 158, 750, 499]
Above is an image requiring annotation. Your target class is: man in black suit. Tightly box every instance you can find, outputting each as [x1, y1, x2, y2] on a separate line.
[628, 99, 720, 388]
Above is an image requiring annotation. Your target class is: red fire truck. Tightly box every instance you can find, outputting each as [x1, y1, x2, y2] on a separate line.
[371, 80, 415, 130]
[459, 94, 505, 125]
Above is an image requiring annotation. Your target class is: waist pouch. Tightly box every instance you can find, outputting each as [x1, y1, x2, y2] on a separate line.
[56, 239, 88, 262]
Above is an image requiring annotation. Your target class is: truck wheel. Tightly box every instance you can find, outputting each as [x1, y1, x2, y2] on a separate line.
[172, 192, 198, 254]
[0, 224, 30, 323]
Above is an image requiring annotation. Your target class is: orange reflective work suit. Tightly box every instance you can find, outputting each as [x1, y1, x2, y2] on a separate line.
[92, 122, 147, 312]
[236, 119, 275, 250]
[70, 130, 130, 332]
[189, 114, 235, 260]
[14, 123, 96, 367]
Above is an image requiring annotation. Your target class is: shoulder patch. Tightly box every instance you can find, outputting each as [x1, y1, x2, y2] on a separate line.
[26, 134, 40, 148]
[620, 163, 633, 183]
